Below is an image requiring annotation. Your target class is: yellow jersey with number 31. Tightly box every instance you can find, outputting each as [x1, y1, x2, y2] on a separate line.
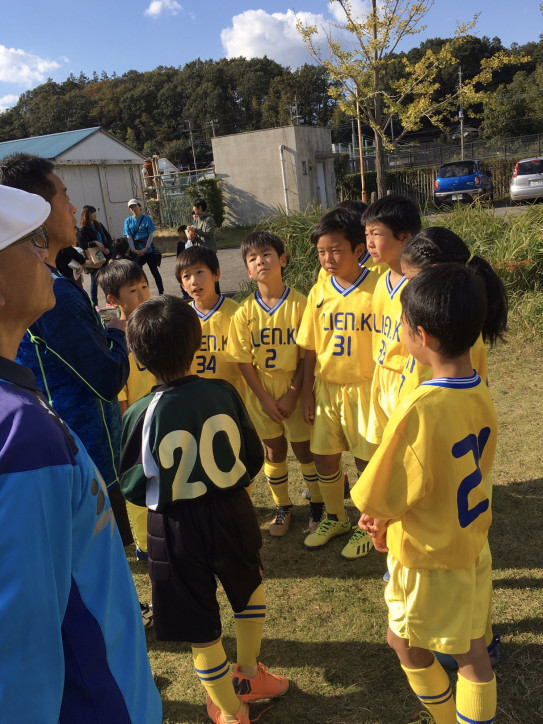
[226, 287, 306, 374]
[351, 374, 497, 570]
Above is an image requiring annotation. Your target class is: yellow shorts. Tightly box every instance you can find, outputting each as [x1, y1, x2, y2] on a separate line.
[245, 369, 310, 443]
[310, 378, 377, 461]
[385, 541, 492, 655]
[367, 365, 403, 444]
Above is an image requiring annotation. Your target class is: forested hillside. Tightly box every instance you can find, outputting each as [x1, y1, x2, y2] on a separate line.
[0, 34, 541, 169]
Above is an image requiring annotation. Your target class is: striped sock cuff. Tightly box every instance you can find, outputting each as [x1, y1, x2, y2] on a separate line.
[265, 473, 289, 486]
[317, 469, 343, 486]
[234, 604, 267, 621]
[194, 658, 230, 683]
[417, 684, 454, 706]
[457, 714, 495, 724]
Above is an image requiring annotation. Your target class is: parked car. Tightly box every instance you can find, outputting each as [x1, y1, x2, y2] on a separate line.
[433, 160, 493, 205]
[509, 157, 543, 204]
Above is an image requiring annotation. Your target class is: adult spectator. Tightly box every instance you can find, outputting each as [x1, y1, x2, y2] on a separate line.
[187, 197, 217, 252]
[77, 204, 113, 307]
[124, 198, 164, 294]
[0, 153, 131, 540]
[0, 185, 161, 722]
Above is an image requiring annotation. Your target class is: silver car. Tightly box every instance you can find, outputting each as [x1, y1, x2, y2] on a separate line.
[510, 157, 543, 204]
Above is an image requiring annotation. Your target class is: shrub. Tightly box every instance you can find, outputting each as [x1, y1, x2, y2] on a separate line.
[186, 178, 225, 227]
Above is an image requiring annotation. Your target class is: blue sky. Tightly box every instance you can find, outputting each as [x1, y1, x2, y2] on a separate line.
[1, 0, 541, 111]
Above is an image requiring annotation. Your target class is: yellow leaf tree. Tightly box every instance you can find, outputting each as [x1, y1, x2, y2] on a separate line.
[298, 0, 527, 198]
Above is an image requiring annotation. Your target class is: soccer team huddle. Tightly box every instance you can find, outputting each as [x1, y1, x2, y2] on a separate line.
[101, 194, 507, 724]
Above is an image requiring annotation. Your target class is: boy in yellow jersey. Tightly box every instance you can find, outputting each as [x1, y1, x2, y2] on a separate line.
[352, 264, 500, 724]
[97, 260, 156, 564]
[175, 246, 246, 400]
[362, 195, 421, 445]
[226, 231, 321, 537]
[297, 208, 378, 559]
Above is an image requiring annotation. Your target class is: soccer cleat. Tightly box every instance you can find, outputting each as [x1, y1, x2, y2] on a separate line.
[407, 712, 435, 724]
[206, 696, 250, 724]
[269, 505, 293, 537]
[434, 634, 501, 671]
[308, 502, 325, 532]
[340, 527, 374, 559]
[232, 662, 289, 703]
[135, 546, 149, 562]
[304, 515, 351, 548]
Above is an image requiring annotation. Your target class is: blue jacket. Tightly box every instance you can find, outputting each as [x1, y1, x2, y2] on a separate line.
[16, 267, 129, 489]
[0, 357, 162, 723]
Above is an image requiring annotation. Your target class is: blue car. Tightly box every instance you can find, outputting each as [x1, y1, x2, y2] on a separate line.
[434, 160, 493, 205]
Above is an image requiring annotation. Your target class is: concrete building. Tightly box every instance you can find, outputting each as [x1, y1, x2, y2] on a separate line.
[212, 126, 336, 226]
[0, 127, 145, 236]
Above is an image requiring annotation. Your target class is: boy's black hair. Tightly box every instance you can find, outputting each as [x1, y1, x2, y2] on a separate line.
[177, 224, 187, 233]
[193, 198, 207, 212]
[240, 231, 285, 264]
[0, 153, 56, 202]
[310, 207, 364, 251]
[127, 295, 201, 380]
[402, 227, 508, 346]
[336, 199, 368, 216]
[96, 259, 147, 300]
[175, 245, 220, 283]
[401, 264, 487, 358]
[361, 194, 421, 238]
[113, 237, 130, 257]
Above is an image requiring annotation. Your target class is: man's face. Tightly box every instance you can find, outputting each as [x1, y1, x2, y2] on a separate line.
[44, 173, 77, 257]
[0, 234, 55, 333]
[192, 205, 203, 217]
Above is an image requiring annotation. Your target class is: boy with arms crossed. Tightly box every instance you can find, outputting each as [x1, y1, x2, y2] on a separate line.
[353, 265, 499, 724]
[176, 245, 246, 399]
[298, 207, 378, 559]
[120, 296, 288, 724]
[227, 232, 321, 536]
[362, 195, 421, 444]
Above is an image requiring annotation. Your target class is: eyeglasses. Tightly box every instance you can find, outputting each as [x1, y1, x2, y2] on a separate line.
[12, 225, 49, 250]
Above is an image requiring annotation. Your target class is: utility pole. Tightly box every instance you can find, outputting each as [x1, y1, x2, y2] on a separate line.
[355, 87, 367, 203]
[207, 119, 219, 137]
[185, 120, 198, 170]
[458, 66, 464, 161]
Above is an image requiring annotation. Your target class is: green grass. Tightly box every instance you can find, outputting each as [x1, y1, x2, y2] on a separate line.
[131, 332, 543, 724]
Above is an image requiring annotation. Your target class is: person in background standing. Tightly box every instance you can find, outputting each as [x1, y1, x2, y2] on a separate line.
[77, 204, 113, 308]
[124, 199, 164, 295]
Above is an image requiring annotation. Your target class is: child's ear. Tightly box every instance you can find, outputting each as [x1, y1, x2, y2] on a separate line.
[106, 293, 119, 307]
[214, 268, 221, 282]
[280, 253, 287, 268]
[399, 231, 412, 246]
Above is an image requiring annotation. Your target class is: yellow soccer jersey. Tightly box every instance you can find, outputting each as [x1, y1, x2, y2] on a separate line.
[398, 334, 488, 400]
[190, 295, 243, 387]
[226, 287, 306, 374]
[372, 271, 409, 373]
[297, 268, 378, 384]
[317, 251, 387, 286]
[352, 373, 497, 570]
[118, 353, 156, 407]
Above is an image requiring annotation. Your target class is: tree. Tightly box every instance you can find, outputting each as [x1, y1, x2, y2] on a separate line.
[298, 0, 526, 197]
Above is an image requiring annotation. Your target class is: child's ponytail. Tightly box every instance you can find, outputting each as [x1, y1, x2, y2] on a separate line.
[466, 254, 508, 346]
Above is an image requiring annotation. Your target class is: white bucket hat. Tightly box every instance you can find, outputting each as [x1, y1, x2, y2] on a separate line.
[127, 198, 141, 208]
[0, 186, 50, 252]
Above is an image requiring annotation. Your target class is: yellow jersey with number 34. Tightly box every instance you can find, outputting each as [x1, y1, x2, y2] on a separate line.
[297, 268, 378, 384]
[351, 374, 497, 570]
[226, 287, 306, 374]
[372, 271, 408, 373]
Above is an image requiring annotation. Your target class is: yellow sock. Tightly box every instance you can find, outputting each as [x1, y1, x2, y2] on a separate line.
[456, 673, 496, 724]
[265, 460, 291, 506]
[234, 584, 265, 668]
[317, 466, 345, 519]
[245, 481, 254, 500]
[126, 501, 148, 552]
[301, 462, 322, 503]
[401, 657, 455, 724]
[192, 641, 239, 716]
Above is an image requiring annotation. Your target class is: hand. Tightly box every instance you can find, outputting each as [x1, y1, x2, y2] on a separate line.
[107, 317, 126, 331]
[276, 388, 297, 418]
[260, 393, 285, 424]
[302, 390, 315, 425]
[358, 515, 389, 553]
[103, 248, 110, 256]
[95, 242, 106, 251]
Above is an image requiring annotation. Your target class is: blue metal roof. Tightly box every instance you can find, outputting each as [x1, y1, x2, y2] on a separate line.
[0, 127, 100, 161]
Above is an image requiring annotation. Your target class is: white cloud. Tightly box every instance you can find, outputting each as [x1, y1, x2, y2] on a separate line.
[328, 0, 371, 23]
[0, 94, 19, 113]
[221, 9, 330, 68]
[144, 0, 183, 17]
[0, 45, 61, 86]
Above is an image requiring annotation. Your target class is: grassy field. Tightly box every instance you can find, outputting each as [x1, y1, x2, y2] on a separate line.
[130, 331, 543, 724]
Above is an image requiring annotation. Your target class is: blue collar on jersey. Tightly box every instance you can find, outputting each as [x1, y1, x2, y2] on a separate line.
[191, 294, 225, 321]
[331, 267, 370, 297]
[255, 287, 290, 314]
[358, 251, 371, 267]
[385, 271, 407, 299]
[421, 371, 481, 389]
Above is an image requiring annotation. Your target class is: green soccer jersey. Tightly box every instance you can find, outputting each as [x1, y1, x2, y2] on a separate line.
[120, 375, 263, 511]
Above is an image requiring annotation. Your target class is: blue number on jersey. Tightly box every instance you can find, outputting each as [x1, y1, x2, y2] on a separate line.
[265, 349, 277, 369]
[452, 427, 491, 528]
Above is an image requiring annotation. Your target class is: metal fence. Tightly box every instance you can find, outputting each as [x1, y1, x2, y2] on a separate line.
[143, 166, 216, 227]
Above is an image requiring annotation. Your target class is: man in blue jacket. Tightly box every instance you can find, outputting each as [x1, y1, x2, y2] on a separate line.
[0, 153, 131, 540]
[0, 185, 161, 722]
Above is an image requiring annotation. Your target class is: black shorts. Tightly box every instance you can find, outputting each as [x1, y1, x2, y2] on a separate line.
[147, 487, 263, 643]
